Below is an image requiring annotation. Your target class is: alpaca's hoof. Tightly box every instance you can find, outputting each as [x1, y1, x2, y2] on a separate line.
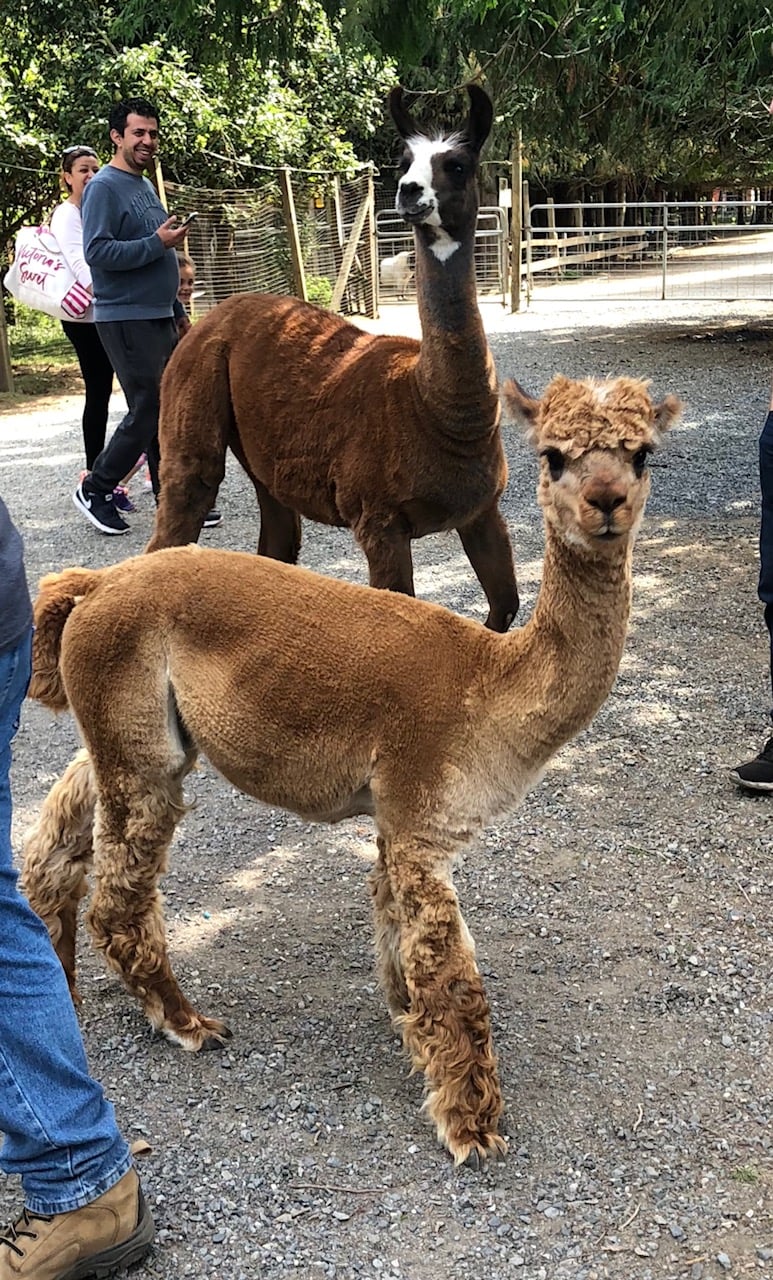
[201, 1024, 233, 1051]
[159, 1014, 232, 1051]
[454, 1133, 508, 1169]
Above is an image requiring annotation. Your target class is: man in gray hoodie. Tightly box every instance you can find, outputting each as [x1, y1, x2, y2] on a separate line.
[74, 97, 220, 535]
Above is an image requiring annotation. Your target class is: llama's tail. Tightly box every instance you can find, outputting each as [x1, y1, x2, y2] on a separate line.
[29, 568, 103, 712]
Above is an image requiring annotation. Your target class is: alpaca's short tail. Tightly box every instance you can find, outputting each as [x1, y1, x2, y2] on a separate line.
[29, 568, 103, 712]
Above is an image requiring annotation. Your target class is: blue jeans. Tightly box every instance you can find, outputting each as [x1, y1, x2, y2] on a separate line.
[759, 411, 773, 717]
[0, 629, 130, 1215]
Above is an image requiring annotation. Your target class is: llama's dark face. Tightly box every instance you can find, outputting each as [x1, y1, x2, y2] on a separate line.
[395, 135, 480, 260]
[389, 84, 493, 263]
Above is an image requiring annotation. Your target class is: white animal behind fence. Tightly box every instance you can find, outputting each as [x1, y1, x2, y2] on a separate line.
[379, 249, 413, 298]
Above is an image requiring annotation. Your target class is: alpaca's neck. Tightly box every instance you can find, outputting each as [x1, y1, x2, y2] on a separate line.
[491, 532, 634, 765]
[412, 227, 498, 436]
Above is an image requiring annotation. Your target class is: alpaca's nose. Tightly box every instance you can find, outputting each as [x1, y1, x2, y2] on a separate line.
[586, 487, 626, 515]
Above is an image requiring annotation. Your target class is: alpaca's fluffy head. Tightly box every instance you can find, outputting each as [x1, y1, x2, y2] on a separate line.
[503, 374, 681, 551]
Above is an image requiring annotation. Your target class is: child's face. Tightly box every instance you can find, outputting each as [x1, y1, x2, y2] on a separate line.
[178, 266, 195, 305]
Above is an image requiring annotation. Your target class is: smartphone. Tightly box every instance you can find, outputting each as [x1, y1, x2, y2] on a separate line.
[179, 211, 198, 228]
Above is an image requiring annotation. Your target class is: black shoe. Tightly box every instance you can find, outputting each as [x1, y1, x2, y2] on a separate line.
[72, 480, 130, 535]
[202, 509, 222, 529]
[729, 736, 773, 792]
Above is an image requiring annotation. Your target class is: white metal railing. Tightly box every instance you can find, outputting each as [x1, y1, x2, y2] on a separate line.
[375, 206, 509, 307]
[523, 200, 773, 304]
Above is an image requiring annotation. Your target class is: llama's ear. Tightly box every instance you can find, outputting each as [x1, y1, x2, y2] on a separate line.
[653, 393, 682, 436]
[389, 86, 416, 140]
[501, 378, 540, 435]
[464, 84, 493, 152]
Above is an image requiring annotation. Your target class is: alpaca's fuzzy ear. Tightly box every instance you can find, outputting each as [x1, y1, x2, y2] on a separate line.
[501, 378, 540, 439]
[653, 393, 682, 437]
[464, 84, 493, 153]
[389, 86, 417, 140]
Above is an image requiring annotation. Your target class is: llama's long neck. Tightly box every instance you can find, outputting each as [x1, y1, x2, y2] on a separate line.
[412, 226, 499, 437]
[487, 532, 634, 771]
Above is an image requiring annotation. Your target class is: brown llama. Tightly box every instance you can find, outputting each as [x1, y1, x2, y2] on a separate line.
[145, 84, 520, 633]
[22, 374, 680, 1167]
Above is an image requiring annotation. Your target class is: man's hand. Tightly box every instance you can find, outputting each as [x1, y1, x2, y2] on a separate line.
[156, 216, 191, 249]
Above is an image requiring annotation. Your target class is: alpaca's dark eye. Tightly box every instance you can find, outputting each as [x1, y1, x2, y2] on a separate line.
[632, 446, 651, 477]
[541, 448, 565, 480]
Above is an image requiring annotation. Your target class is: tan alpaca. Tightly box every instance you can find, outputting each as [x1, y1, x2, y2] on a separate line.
[22, 374, 680, 1167]
[145, 85, 520, 633]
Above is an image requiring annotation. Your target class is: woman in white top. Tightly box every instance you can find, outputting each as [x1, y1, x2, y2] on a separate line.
[50, 147, 119, 481]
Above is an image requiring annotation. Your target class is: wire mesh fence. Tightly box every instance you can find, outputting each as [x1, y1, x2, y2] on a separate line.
[166, 168, 377, 321]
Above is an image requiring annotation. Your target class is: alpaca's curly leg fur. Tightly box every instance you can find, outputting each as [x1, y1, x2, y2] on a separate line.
[88, 775, 231, 1051]
[20, 748, 96, 1002]
[385, 839, 506, 1166]
[369, 838, 409, 1018]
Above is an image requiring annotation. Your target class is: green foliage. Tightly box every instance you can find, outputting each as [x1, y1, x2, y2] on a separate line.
[6, 303, 70, 362]
[0, 0, 396, 246]
[305, 274, 334, 305]
[3, 0, 773, 255]
[1, 302, 81, 400]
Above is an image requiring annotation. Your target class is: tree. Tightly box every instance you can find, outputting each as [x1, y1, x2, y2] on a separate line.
[0, 0, 396, 246]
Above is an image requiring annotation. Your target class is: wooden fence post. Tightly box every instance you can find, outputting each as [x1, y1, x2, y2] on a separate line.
[570, 202, 585, 256]
[279, 167, 307, 302]
[365, 165, 378, 319]
[148, 157, 168, 211]
[522, 180, 531, 304]
[330, 187, 372, 314]
[509, 129, 522, 312]
[0, 302, 14, 393]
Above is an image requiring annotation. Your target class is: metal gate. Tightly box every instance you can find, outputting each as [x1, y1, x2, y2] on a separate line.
[375, 206, 509, 308]
[523, 199, 773, 304]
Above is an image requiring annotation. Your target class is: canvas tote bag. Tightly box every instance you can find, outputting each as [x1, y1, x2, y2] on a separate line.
[3, 225, 91, 321]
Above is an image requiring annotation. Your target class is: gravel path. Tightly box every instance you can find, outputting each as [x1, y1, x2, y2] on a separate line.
[1, 296, 771, 1280]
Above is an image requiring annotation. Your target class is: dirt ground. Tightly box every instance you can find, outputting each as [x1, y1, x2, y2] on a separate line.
[0, 296, 771, 1280]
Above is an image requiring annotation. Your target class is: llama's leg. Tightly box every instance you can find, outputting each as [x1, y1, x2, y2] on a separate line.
[20, 749, 96, 1003]
[369, 836, 408, 1017]
[88, 769, 231, 1050]
[355, 518, 415, 595]
[254, 480, 302, 562]
[146, 454, 226, 552]
[225, 434, 302, 562]
[385, 837, 505, 1167]
[457, 505, 519, 632]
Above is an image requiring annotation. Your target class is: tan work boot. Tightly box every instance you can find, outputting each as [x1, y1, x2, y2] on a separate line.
[0, 1167, 154, 1279]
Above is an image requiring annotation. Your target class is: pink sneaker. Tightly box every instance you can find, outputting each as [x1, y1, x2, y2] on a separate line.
[112, 485, 137, 514]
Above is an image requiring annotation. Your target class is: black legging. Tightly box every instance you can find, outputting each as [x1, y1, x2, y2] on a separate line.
[61, 321, 115, 470]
